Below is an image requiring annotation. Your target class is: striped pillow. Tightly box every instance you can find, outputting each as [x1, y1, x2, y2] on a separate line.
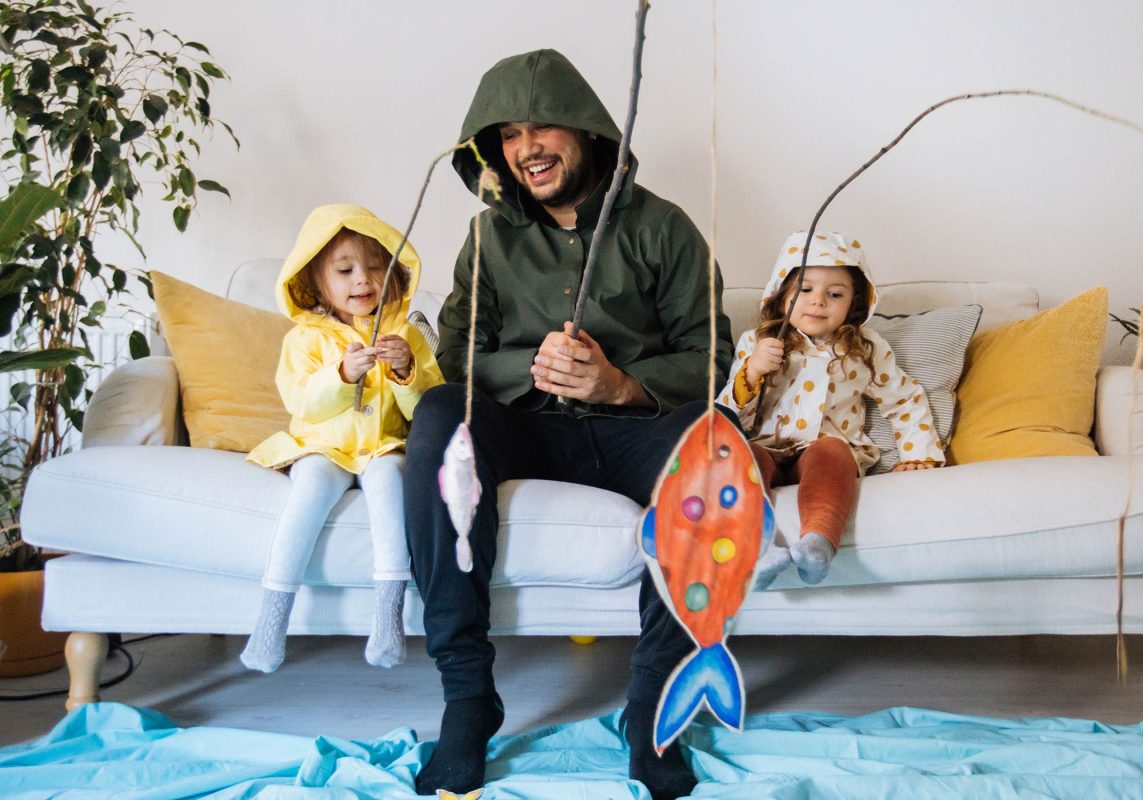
[408, 309, 439, 354]
[863, 304, 982, 474]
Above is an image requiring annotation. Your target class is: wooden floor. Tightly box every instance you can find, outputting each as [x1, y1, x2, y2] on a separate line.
[4, 633, 1143, 748]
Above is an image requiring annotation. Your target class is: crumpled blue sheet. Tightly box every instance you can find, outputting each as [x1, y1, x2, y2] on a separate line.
[3, 703, 1143, 798]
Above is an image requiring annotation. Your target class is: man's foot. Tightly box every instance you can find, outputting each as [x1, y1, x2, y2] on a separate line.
[240, 589, 294, 673]
[790, 532, 835, 585]
[752, 544, 791, 590]
[415, 693, 504, 795]
[620, 701, 698, 800]
[365, 580, 406, 667]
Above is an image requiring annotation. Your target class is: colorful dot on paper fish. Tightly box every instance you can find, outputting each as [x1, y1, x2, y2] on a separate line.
[720, 486, 738, 508]
[711, 537, 736, 564]
[685, 582, 710, 611]
[682, 496, 705, 521]
[718, 444, 731, 458]
[748, 463, 761, 484]
[669, 456, 680, 474]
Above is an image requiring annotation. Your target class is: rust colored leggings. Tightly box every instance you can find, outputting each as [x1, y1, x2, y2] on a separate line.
[748, 436, 857, 551]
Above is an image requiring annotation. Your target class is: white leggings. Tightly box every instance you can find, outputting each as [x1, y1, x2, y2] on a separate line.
[261, 453, 410, 592]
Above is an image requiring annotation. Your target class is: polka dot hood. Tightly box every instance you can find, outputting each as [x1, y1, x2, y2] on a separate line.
[761, 230, 878, 323]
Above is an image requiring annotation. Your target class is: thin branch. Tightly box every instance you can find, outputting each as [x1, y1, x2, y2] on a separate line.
[779, 89, 1143, 342]
[568, 0, 650, 342]
[353, 138, 498, 411]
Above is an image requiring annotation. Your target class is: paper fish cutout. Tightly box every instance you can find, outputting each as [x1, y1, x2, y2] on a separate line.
[638, 408, 774, 753]
[438, 422, 481, 572]
[436, 790, 483, 800]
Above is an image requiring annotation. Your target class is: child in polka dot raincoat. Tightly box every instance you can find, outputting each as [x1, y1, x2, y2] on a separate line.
[717, 231, 944, 588]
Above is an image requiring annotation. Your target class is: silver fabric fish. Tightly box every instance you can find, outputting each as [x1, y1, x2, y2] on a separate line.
[438, 422, 481, 572]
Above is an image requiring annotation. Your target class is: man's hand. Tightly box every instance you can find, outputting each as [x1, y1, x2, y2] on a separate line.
[531, 322, 651, 406]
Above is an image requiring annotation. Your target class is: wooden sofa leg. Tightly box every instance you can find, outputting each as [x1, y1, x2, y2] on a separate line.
[65, 632, 108, 711]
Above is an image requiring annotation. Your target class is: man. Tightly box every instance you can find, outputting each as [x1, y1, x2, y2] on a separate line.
[404, 49, 733, 799]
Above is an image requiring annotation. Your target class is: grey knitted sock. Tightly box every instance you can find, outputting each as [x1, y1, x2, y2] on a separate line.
[365, 580, 406, 667]
[790, 532, 836, 585]
[240, 589, 295, 673]
[752, 544, 792, 590]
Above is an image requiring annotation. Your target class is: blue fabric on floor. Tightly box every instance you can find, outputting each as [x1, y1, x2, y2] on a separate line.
[4, 703, 1143, 798]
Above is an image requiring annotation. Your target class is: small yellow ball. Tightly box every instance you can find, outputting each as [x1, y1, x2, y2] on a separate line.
[711, 537, 737, 564]
[569, 635, 597, 646]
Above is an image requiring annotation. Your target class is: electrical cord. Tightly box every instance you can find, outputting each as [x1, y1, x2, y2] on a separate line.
[0, 633, 173, 702]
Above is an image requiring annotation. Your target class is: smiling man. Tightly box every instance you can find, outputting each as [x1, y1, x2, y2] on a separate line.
[403, 49, 733, 798]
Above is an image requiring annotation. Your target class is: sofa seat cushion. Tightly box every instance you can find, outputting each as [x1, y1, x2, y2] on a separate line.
[22, 446, 645, 590]
[23, 447, 1143, 592]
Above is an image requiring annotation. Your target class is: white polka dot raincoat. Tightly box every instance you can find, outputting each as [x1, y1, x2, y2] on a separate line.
[716, 231, 945, 474]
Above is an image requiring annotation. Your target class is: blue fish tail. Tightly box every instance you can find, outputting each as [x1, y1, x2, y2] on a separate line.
[654, 642, 744, 753]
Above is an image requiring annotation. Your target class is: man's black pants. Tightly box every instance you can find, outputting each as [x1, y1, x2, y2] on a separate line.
[404, 382, 708, 705]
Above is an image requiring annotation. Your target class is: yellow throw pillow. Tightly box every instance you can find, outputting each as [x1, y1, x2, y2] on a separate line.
[151, 271, 292, 452]
[947, 286, 1107, 464]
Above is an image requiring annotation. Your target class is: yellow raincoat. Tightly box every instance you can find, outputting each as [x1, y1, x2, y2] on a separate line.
[247, 205, 444, 474]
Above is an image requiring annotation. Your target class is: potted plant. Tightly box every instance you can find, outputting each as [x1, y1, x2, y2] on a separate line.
[0, 0, 237, 675]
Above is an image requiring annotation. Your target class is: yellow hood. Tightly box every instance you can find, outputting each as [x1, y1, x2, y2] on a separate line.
[276, 204, 421, 324]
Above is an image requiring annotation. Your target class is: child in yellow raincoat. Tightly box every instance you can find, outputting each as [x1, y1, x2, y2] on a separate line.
[718, 231, 944, 589]
[242, 205, 444, 673]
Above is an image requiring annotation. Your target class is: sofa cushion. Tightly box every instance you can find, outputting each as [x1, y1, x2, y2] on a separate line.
[21, 446, 645, 590]
[948, 286, 1106, 464]
[863, 305, 982, 473]
[22, 446, 1143, 592]
[152, 271, 292, 453]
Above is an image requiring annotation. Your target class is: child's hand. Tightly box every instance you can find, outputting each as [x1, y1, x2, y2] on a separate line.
[340, 341, 378, 384]
[890, 462, 939, 472]
[746, 337, 785, 387]
[375, 334, 412, 381]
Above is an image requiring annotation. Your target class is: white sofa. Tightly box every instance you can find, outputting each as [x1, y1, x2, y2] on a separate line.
[21, 261, 1143, 709]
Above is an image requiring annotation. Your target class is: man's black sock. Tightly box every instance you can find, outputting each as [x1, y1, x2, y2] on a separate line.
[621, 701, 699, 800]
[415, 692, 505, 795]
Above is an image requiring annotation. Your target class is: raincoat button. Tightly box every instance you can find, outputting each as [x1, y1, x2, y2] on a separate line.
[567, 235, 575, 245]
[362, 405, 373, 416]
[359, 448, 370, 456]
[563, 286, 572, 295]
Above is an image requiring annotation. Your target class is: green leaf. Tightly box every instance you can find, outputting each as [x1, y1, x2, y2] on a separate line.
[99, 137, 120, 159]
[10, 380, 31, 411]
[57, 65, 93, 85]
[197, 179, 230, 199]
[91, 151, 110, 190]
[28, 59, 51, 92]
[0, 346, 84, 374]
[177, 168, 195, 196]
[66, 171, 91, 205]
[0, 183, 62, 253]
[128, 329, 150, 360]
[184, 40, 210, 53]
[142, 94, 168, 123]
[70, 133, 93, 167]
[119, 120, 146, 142]
[200, 62, 225, 79]
[172, 204, 188, 232]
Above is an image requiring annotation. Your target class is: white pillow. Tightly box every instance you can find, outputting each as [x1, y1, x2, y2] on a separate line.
[863, 305, 982, 474]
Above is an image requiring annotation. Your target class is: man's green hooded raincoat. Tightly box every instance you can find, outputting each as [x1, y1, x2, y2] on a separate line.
[439, 49, 733, 417]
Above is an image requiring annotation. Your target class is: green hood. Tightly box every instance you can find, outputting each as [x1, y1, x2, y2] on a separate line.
[453, 49, 637, 226]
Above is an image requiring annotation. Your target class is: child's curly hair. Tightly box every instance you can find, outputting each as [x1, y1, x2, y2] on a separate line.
[288, 228, 409, 318]
[754, 267, 882, 384]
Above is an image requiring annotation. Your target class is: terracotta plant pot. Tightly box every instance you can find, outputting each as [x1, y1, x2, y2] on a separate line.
[0, 568, 67, 677]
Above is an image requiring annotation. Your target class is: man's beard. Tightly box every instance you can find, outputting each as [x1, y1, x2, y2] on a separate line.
[521, 156, 593, 208]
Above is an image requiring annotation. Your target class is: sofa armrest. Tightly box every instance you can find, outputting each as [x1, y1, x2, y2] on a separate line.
[1095, 365, 1143, 456]
[82, 356, 184, 447]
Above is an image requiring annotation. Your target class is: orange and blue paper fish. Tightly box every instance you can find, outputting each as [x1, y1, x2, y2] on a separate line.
[436, 790, 482, 800]
[638, 408, 774, 753]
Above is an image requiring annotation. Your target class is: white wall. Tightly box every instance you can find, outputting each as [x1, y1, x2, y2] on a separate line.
[108, 0, 1143, 363]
